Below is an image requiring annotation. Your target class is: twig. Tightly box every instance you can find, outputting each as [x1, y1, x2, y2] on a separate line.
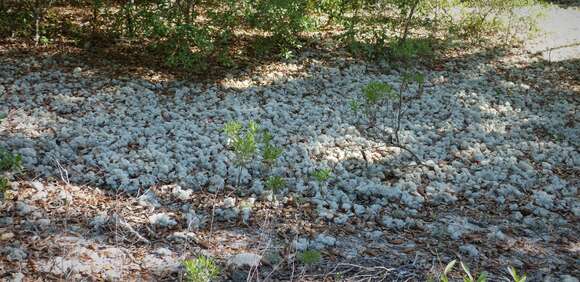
[110, 213, 150, 244]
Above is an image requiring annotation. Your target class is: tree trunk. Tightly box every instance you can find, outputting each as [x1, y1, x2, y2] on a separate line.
[399, 0, 421, 45]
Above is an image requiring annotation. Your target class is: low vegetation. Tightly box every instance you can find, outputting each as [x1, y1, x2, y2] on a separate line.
[182, 256, 221, 282]
[1, 0, 572, 281]
[0, 114, 22, 200]
[0, 0, 542, 72]
[433, 260, 528, 282]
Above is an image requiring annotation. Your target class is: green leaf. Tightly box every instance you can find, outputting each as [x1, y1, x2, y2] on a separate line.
[508, 266, 526, 282]
[444, 260, 457, 275]
[477, 272, 488, 282]
[248, 121, 259, 133]
[461, 262, 474, 281]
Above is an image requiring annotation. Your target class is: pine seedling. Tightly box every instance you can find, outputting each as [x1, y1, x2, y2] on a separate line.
[358, 81, 395, 126]
[312, 168, 332, 183]
[413, 72, 426, 97]
[265, 175, 286, 194]
[224, 120, 242, 138]
[312, 168, 332, 196]
[224, 120, 259, 187]
[261, 129, 283, 170]
[0, 149, 22, 172]
[297, 250, 321, 265]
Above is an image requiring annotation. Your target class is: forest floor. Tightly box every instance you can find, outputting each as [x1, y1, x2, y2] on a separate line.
[0, 4, 579, 282]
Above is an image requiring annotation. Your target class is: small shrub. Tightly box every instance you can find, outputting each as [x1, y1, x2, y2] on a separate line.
[161, 24, 214, 71]
[224, 121, 259, 168]
[225, 121, 286, 188]
[0, 148, 22, 172]
[389, 38, 434, 62]
[261, 129, 283, 169]
[246, 0, 313, 48]
[183, 256, 220, 282]
[451, 0, 542, 42]
[312, 168, 332, 196]
[352, 81, 395, 127]
[224, 120, 259, 187]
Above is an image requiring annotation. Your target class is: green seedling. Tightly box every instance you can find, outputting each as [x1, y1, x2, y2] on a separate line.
[183, 256, 220, 282]
[0, 114, 21, 201]
[0, 149, 22, 172]
[224, 120, 259, 187]
[265, 175, 286, 194]
[0, 177, 9, 199]
[508, 266, 527, 282]
[312, 168, 332, 196]
[262, 129, 283, 169]
[352, 81, 395, 127]
[362, 81, 394, 104]
[297, 250, 321, 265]
[312, 168, 332, 183]
[460, 261, 488, 282]
[413, 72, 426, 97]
[440, 259, 457, 282]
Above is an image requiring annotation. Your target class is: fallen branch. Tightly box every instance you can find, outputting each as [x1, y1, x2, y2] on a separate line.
[110, 213, 150, 244]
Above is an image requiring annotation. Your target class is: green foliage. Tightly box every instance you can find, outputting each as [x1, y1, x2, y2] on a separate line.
[354, 81, 395, 126]
[440, 260, 457, 282]
[508, 266, 527, 282]
[401, 71, 426, 96]
[390, 38, 434, 62]
[0, 178, 9, 200]
[297, 249, 322, 265]
[225, 121, 285, 188]
[362, 81, 396, 103]
[0, 0, 543, 68]
[0, 114, 22, 200]
[312, 168, 332, 183]
[0, 149, 22, 172]
[224, 121, 243, 138]
[265, 175, 286, 193]
[163, 24, 214, 71]
[262, 130, 283, 166]
[451, 0, 542, 41]
[183, 256, 220, 282]
[224, 121, 259, 167]
[246, 0, 313, 48]
[460, 261, 488, 282]
[438, 260, 525, 282]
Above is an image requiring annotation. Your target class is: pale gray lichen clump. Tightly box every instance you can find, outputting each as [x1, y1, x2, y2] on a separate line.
[0, 55, 578, 227]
